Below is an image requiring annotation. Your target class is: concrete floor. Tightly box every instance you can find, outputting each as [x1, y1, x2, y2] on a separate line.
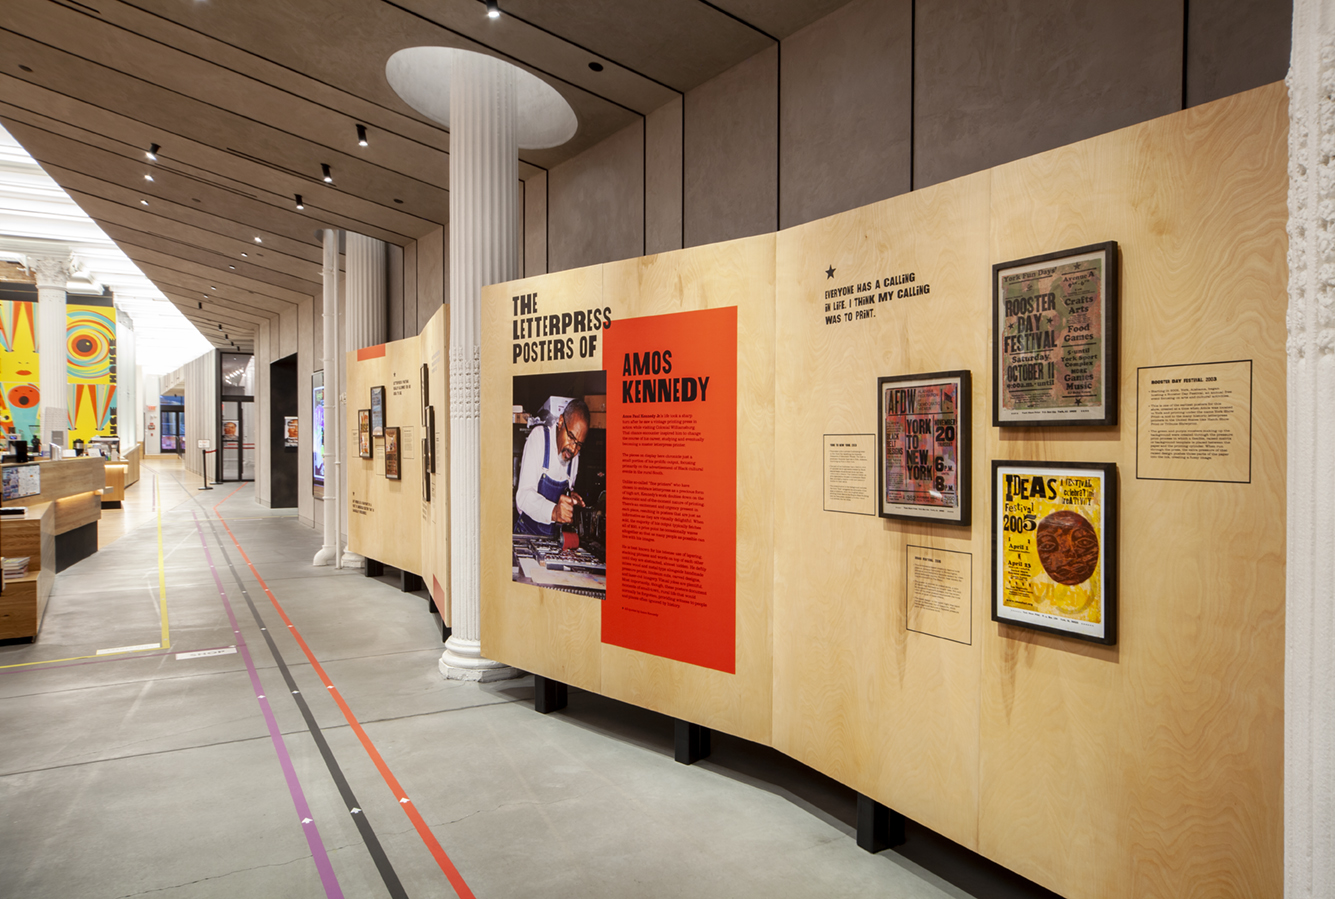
[0, 457, 1061, 899]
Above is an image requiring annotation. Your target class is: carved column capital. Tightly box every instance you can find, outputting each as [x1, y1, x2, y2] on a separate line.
[23, 255, 74, 290]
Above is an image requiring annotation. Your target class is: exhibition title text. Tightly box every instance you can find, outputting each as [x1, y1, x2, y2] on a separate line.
[511, 292, 612, 363]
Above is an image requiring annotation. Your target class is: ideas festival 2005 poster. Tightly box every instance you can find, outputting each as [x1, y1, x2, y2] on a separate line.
[992, 461, 1116, 644]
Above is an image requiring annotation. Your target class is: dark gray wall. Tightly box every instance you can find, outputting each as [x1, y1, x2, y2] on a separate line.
[548, 121, 645, 272]
[780, 0, 912, 228]
[522, 0, 1290, 274]
[914, 0, 1182, 189]
[684, 44, 779, 248]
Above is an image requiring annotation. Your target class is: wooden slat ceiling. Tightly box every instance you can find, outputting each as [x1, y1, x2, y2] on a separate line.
[0, 0, 849, 352]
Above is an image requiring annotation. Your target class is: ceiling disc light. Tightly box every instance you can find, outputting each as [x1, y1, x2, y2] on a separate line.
[140, 199, 149, 206]
[241, 252, 248, 257]
[589, 62, 604, 72]
[254, 236, 262, 243]
[146, 143, 160, 161]
[229, 265, 235, 270]
[486, 0, 500, 18]
[321, 163, 333, 183]
[144, 174, 154, 182]
[357, 124, 368, 147]
[295, 193, 304, 210]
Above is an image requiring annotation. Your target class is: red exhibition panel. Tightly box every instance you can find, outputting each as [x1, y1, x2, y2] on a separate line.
[601, 306, 738, 673]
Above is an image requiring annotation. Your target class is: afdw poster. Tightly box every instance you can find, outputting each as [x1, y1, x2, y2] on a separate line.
[0, 298, 117, 443]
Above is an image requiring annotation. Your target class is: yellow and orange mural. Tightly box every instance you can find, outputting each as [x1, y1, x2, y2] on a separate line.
[0, 297, 117, 444]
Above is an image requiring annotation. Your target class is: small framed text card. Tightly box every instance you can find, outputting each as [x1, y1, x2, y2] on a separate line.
[877, 371, 971, 525]
[991, 460, 1117, 645]
[993, 241, 1119, 427]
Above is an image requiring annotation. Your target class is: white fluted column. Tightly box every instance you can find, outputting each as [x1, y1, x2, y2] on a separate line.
[313, 229, 340, 567]
[25, 255, 73, 452]
[1287, 2, 1335, 895]
[341, 232, 387, 569]
[440, 52, 520, 681]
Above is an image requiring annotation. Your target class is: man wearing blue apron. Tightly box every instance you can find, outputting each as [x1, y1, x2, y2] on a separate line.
[514, 398, 590, 536]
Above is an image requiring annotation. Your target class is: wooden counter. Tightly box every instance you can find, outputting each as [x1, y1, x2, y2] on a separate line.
[0, 502, 55, 641]
[2, 456, 105, 570]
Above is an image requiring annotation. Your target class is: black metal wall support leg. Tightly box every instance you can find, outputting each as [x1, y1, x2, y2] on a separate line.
[534, 675, 567, 714]
[856, 793, 906, 853]
[440, 622, 451, 643]
[400, 570, 423, 592]
[364, 558, 384, 577]
[674, 719, 711, 765]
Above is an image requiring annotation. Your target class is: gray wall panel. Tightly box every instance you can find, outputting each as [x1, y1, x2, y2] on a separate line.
[548, 121, 644, 272]
[525, 171, 548, 276]
[1187, 0, 1291, 107]
[388, 242, 404, 342]
[780, 0, 912, 228]
[646, 96, 684, 255]
[914, 0, 1183, 189]
[417, 225, 445, 336]
[685, 44, 779, 248]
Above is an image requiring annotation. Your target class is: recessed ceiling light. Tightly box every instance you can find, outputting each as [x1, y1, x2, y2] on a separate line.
[357, 124, 368, 147]
[486, 0, 500, 18]
[254, 236, 262, 243]
[394, 198, 403, 204]
[146, 143, 160, 161]
[589, 62, 604, 72]
[192, 198, 201, 203]
[241, 252, 248, 257]
[210, 286, 216, 290]
[295, 194, 304, 210]
[140, 199, 149, 206]
[19, 65, 32, 73]
[322, 163, 333, 184]
[229, 265, 235, 270]
[144, 174, 154, 182]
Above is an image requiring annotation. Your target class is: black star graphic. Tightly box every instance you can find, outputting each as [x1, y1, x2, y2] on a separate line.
[825, 265, 835, 279]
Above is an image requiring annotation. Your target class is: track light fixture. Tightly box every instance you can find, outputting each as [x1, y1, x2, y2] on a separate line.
[295, 194, 304, 210]
[357, 124, 368, 147]
[146, 143, 160, 161]
[322, 163, 333, 183]
[486, 0, 500, 18]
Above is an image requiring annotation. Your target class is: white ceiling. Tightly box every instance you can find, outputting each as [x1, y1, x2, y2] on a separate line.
[0, 122, 212, 376]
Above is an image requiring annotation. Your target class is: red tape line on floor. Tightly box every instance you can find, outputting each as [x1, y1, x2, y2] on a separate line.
[212, 493, 476, 899]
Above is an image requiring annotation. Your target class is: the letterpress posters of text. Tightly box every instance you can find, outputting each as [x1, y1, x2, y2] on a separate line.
[602, 307, 738, 673]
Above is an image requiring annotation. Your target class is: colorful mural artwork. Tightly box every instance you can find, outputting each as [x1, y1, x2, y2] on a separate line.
[0, 297, 117, 444]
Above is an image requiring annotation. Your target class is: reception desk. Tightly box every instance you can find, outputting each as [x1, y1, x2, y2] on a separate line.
[2, 456, 105, 571]
[0, 502, 55, 641]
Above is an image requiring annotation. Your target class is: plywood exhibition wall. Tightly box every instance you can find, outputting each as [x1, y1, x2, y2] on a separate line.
[346, 304, 449, 622]
[480, 236, 778, 744]
[480, 82, 1285, 899]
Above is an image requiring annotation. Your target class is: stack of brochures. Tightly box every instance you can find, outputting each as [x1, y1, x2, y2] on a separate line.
[1, 556, 30, 579]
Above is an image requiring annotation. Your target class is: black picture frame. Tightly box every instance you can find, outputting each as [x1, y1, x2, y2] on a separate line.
[990, 460, 1117, 645]
[384, 426, 401, 480]
[992, 241, 1119, 427]
[420, 362, 429, 427]
[422, 438, 431, 501]
[358, 409, 371, 459]
[370, 385, 385, 437]
[876, 370, 971, 526]
[427, 405, 437, 475]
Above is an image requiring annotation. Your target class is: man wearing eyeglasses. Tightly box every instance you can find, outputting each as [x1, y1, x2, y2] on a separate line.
[514, 398, 589, 536]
